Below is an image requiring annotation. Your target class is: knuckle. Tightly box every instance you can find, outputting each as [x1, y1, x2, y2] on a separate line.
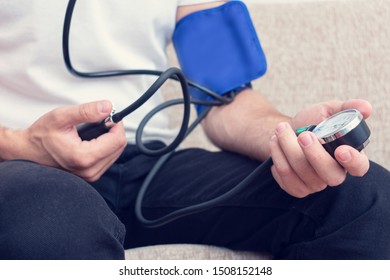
[314, 100, 341, 123]
[289, 188, 310, 198]
[351, 161, 370, 177]
[354, 167, 368, 177]
[80, 157, 95, 169]
[70, 161, 101, 182]
[49, 108, 64, 124]
[292, 191, 307, 198]
[116, 134, 127, 149]
[80, 170, 100, 182]
[312, 182, 327, 192]
[78, 104, 92, 120]
[323, 100, 341, 115]
[307, 150, 326, 163]
[109, 123, 127, 149]
[276, 164, 293, 177]
[327, 173, 347, 187]
[317, 107, 332, 122]
[293, 157, 309, 173]
[65, 153, 81, 167]
[69, 153, 95, 170]
[279, 179, 315, 198]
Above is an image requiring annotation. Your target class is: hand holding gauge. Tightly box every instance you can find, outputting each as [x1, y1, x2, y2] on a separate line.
[297, 109, 371, 156]
[269, 108, 371, 199]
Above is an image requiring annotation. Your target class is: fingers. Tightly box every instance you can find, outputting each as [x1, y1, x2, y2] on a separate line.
[297, 131, 347, 186]
[340, 99, 372, 119]
[53, 100, 113, 129]
[270, 134, 326, 198]
[68, 121, 127, 179]
[50, 120, 127, 181]
[270, 123, 329, 197]
[75, 147, 124, 182]
[319, 99, 372, 120]
[270, 122, 357, 198]
[334, 145, 370, 177]
[86, 121, 127, 159]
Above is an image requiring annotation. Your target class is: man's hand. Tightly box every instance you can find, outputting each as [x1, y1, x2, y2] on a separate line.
[270, 99, 371, 198]
[19, 100, 126, 182]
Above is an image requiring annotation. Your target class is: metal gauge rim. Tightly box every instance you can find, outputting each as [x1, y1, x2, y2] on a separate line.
[312, 109, 363, 143]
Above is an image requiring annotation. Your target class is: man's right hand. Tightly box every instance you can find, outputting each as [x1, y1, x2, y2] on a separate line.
[15, 100, 126, 182]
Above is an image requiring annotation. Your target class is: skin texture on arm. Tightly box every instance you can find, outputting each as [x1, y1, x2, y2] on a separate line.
[176, 3, 371, 198]
[202, 88, 291, 161]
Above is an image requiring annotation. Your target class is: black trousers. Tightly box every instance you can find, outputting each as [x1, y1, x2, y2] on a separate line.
[1, 142, 390, 259]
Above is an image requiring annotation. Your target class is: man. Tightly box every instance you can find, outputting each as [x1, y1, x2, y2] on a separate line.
[0, 0, 389, 259]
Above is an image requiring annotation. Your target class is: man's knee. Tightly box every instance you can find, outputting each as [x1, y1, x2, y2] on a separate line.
[0, 160, 125, 259]
[311, 161, 390, 258]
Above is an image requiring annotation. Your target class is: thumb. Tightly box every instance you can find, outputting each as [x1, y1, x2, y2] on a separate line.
[57, 100, 113, 128]
[341, 99, 372, 119]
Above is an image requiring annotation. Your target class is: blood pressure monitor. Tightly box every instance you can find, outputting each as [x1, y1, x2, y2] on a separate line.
[63, 0, 373, 227]
[310, 109, 371, 155]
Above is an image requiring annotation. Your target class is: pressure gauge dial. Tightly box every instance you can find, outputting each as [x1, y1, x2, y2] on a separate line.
[311, 109, 371, 155]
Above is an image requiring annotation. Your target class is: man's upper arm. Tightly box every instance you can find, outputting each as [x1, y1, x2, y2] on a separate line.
[176, 1, 226, 23]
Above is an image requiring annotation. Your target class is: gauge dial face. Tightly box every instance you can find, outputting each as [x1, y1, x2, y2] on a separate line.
[312, 109, 362, 140]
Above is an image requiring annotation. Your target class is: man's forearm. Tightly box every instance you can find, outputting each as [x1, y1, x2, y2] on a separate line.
[202, 89, 291, 161]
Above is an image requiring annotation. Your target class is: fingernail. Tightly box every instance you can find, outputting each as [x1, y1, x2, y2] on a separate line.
[98, 101, 110, 114]
[270, 135, 277, 142]
[339, 150, 352, 163]
[299, 133, 313, 147]
[276, 123, 287, 134]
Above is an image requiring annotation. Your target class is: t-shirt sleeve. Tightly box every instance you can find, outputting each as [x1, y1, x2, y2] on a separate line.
[177, 0, 224, 6]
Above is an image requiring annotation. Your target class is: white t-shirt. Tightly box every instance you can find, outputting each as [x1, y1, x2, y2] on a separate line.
[0, 0, 215, 143]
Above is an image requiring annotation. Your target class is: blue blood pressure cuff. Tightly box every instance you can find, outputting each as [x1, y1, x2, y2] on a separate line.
[173, 1, 267, 114]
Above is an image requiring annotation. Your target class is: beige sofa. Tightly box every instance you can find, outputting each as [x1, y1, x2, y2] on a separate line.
[125, 0, 390, 260]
